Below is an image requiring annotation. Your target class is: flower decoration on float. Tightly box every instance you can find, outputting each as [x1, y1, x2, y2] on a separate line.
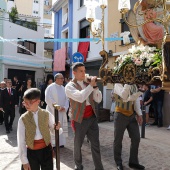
[114, 45, 162, 74]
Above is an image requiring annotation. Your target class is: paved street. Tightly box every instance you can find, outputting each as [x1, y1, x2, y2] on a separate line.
[0, 107, 170, 170]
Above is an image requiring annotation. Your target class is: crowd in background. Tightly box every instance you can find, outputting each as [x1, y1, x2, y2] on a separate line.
[0, 74, 72, 134]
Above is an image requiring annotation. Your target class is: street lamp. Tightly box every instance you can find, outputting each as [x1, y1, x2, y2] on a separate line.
[85, 0, 111, 85]
[85, 0, 107, 51]
[118, 0, 131, 14]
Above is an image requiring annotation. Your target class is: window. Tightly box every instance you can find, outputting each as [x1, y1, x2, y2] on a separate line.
[17, 39, 36, 55]
[80, 0, 84, 7]
[44, 10, 52, 15]
[33, 11, 38, 14]
[79, 19, 90, 38]
[45, 29, 50, 34]
[44, 0, 49, 5]
[120, 19, 135, 45]
[62, 5, 68, 26]
[79, 19, 90, 53]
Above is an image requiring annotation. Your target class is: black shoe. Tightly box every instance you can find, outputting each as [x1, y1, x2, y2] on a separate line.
[60, 145, 64, 148]
[117, 164, 123, 170]
[9, 127, 13, 131]
[6, 130, 10, 134]
[151, 122, 158, 126]
[0, 122, 3, 125]
[129, 163, 145, 169]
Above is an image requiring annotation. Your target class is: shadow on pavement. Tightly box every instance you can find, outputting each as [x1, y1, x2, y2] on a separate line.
[60, 147, 74, 169]
[5, 135, 18, 147]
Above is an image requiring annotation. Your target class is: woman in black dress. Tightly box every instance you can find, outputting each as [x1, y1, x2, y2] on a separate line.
[19, 78, 33, 115]
[40, 74, 54, 109]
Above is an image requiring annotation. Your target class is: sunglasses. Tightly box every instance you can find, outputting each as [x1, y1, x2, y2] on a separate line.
[22, 99, 39, 107]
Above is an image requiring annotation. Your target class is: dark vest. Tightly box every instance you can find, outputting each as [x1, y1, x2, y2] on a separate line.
[69, 79, 96, 123]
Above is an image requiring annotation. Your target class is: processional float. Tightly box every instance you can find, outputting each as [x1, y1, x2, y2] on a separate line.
[85, 0, 170, 90]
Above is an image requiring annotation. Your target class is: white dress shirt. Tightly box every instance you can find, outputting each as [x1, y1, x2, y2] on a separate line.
[17, 108, 61, 164]
[114, 83, 142, 116]
[65, 80, 102, 104]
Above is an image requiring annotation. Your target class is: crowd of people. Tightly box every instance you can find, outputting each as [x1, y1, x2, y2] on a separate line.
[0, 64, 170, 170]
[139, 84, 165, 128]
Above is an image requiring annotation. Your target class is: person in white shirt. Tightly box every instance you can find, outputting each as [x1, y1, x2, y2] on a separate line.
[65, 62, 104, 170]
[45, 73, 69, 148]
[113, 83, 145, 170]
[17, 88, 61, 170]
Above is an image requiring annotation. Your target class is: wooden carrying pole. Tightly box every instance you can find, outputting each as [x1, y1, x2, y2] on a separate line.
[53, 104, 60, 170]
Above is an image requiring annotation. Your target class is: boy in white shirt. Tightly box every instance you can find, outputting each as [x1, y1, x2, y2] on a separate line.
[17, 88, 61, 170]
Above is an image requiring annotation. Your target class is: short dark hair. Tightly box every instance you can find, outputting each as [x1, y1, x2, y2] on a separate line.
[72, 62, 85, 71]
[23, 88, 41, 100]
[45, 74, 54, 84]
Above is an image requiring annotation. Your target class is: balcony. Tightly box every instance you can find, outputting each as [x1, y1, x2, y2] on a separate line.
[9, 19, 37, 31]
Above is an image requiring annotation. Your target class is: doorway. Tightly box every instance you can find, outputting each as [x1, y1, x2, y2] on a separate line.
[8, 69, 35, 86]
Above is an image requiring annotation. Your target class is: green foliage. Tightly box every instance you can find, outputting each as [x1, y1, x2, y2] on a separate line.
[9, 6, 18, 23]
[151, 49, 162, 66]
[29, 19, 37, 30]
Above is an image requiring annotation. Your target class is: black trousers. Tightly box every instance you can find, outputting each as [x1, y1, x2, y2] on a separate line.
[0, 110, 4, 123]
[4, 106, 15, 131]
[21, 145, 53, 170]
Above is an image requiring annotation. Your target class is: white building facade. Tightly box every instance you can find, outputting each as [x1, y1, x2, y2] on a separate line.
[0, 12, 51, 86]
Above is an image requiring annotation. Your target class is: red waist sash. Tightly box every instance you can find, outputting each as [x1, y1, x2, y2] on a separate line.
[27, 139, 49, 150]
[83, 105, 94, 118]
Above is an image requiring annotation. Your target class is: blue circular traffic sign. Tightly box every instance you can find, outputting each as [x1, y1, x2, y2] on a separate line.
[72, 52, 84, 63]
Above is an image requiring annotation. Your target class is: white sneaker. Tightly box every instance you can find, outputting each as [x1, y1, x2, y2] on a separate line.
[167, 125, 170, 130]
